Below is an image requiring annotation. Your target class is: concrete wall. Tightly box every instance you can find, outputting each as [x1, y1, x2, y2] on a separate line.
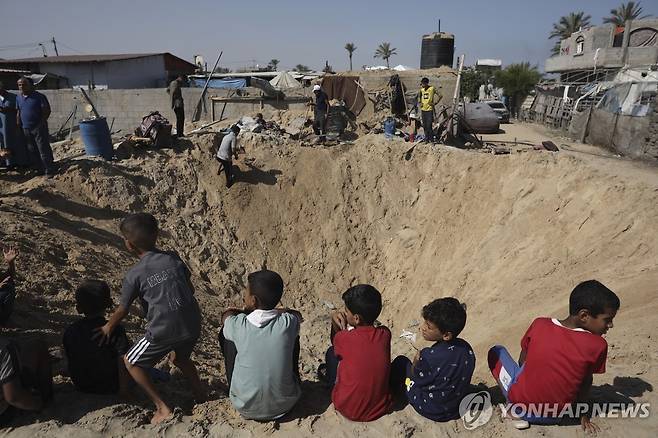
[41, 88, 310, 136]
[569, 106, 658, 160]
[546, 18, 658, 73]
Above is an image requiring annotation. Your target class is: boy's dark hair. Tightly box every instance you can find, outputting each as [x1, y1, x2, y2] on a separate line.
[76, 279, 112, 315]
[421, 77, 429, 84]
[422, 297, 467, 337]
[248, 270, 284, 310]
[342, 284, 382, 324]
[120, 213, 158, 251]
[231, 124, 241, 134]
[569, 280, 620, 316]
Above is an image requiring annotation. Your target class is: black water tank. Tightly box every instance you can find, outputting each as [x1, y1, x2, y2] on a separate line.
[421, 32, 455, 69]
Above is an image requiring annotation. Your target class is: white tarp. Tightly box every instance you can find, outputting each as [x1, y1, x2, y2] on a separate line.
[270, 71, 302, 89]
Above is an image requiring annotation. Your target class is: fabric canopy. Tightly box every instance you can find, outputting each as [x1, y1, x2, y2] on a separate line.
[270, 71, 301, 89]
[191, 78, 247, 89]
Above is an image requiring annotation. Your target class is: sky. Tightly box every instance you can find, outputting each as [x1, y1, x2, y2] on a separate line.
[1, 0, 657, 72]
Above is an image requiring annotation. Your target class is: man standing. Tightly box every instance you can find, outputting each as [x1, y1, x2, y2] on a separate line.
[0, 82, 29, 169]
[310, 84, 329, 144]
[167, 76, 185, 138]
[16, 77, 55, 177]
[418, 77, 437, 143]
[216, 125, 240, 188]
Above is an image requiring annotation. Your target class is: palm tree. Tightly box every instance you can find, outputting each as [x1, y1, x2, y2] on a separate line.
[549, 12, 591, 56]
[603, 2, 650, 26]
[374, 42, 397, 68]
[494, 63, 542, 117]
[268, 59, 280, 71]
[344, 43, 357, 71]
[549, 12, 591, 41]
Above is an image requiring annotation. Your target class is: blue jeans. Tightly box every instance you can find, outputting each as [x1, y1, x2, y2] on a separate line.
[488, 345, 561, 425]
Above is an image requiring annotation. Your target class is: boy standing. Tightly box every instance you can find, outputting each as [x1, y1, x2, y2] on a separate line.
[219, 270, 302, 420]
[488, 280, 620, 433]
[391, 297, 475, 421]
[325, 284, 392, 422]
[63, 279, 131, 395]
[216, 125, 240, 188]
[96, 213, 205, 424]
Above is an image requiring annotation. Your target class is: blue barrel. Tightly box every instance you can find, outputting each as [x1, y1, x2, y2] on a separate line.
[79, 117, 113, 160]
[384, 117, 396, 138]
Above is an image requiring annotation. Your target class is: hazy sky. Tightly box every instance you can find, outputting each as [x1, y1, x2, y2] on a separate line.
[1, 0, 657, 71]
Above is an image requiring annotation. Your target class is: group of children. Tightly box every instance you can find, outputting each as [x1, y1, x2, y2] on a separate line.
[0, 212, 621, 433]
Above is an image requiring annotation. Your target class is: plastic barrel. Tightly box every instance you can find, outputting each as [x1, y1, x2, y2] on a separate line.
[79, 117, 113, 160]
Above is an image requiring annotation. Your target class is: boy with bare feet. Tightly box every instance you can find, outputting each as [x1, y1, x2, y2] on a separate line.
[96, 213, 205, 423]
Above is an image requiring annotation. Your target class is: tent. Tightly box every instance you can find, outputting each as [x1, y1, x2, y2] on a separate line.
[270, 71, 302, 89]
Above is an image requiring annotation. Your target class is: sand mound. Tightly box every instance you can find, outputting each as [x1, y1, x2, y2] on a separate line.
[0, 129, 656, 437]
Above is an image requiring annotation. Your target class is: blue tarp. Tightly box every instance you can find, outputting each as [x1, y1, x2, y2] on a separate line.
[191, 78, 247, 89]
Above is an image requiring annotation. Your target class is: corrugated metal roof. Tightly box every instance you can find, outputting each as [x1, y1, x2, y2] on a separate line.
[0, 53, 170, 64]
[0, 68, 31, 73]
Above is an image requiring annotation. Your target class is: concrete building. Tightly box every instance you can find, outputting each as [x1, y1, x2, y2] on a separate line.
[0, 53, 196, 89]
[545, 18, 658, 83]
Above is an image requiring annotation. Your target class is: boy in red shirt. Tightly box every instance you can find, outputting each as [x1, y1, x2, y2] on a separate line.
[323, 284, 392, 421]
[488, 280, 620, 433]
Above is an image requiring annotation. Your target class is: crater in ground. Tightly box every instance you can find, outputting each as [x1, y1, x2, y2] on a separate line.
[0, 130, 656, 437]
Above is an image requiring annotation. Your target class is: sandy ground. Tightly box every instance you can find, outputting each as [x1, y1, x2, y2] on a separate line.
[0, 122, 656, 437]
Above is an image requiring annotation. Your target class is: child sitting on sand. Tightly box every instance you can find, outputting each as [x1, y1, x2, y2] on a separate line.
[488, 280, 620, 433]
[324, 284, 392, 422]
[219, 269, 302, 420]
[96, 213, 205, 424]
[391, 297, 475, 421]
[63, 279, 131, 395]
[0, 336, 52, 426]
[0, 245, 18, 325]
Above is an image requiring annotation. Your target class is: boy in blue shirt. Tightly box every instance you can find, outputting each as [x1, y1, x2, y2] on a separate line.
[391, 297, 475, 421]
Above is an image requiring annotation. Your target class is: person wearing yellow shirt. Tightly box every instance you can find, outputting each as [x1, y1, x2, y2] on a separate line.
[418, 78, 437, 143]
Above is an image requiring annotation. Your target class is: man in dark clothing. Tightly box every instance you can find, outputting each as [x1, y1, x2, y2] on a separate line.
[167, 76, 185, 137]
[16, 77, 55, 177]
[0, 82, 29, 169]
[311, 84, 329, 144]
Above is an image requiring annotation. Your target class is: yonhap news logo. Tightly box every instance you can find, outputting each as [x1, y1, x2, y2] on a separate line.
[459, 391, 493, 430]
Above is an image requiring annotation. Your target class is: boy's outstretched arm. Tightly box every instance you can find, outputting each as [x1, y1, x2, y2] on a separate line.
[578, 374, 600, 434]
[95, 306, 129, 345]
[2, 380, 43, 411]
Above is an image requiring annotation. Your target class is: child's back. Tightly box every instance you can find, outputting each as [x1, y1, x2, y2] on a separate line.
[121, 250, 201, 344]
[223, 310, 301, 419]
[63, 316, 129, 394]
[407, 338, 474, 421]
[332, 324, 392, 421]
[504, 317, 607, 405]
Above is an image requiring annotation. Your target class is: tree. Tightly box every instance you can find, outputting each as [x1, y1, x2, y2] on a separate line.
[374, 42, 397, 68]
[345, 43, 357, 71]
[461, 68, 489, 101]
[603, 2, 650, 26]
[494, 63, 542, 117]
[294, 64, 311, 72]
[268, 59, 280, 71]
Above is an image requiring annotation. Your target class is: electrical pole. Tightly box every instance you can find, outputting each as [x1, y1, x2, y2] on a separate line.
[51, 37, 59, 56]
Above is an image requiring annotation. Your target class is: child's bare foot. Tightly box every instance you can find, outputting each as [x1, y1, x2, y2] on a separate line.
[151, 404, 173, 424]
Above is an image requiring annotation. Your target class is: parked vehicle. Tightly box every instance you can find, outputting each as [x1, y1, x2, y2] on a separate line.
[484, 100, 510, 123]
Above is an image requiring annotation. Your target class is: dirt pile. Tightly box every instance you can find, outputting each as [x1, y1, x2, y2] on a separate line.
[0, 130, 656, 437]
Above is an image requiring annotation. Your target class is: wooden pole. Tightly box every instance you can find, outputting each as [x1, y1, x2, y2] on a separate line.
[448, 54, 465, 138]
[79, 88, 100, 118]
[193, 50, 223, 122]
[68, 105, 77, 140]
